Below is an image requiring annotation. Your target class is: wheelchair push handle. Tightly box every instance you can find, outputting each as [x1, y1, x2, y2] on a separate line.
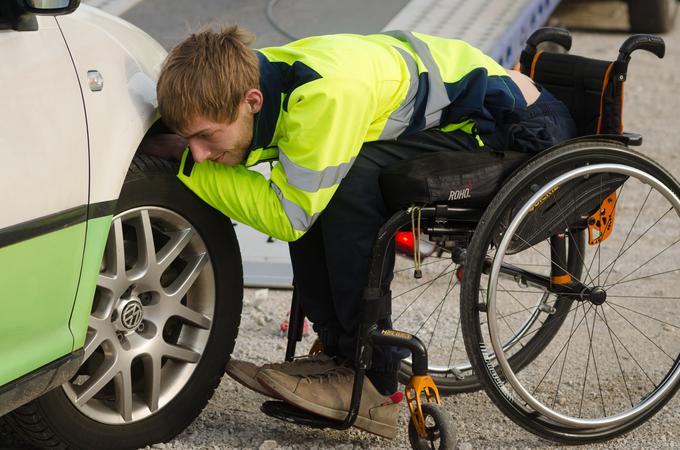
[614, 34, 665, 81]
[618, 34, 666, 62]
[524, 27, 572, 53]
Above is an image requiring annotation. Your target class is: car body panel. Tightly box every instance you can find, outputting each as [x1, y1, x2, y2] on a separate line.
[1, 2, 167, 399]
[0, 15, 88, 227]
[0, 223, 86, 386]
[55, 4, 166, 355]
[56, 5, 166, 207]
[0, 349, 83, 417]
[69, 214, 112, 348]
[0, 14, 88, 387]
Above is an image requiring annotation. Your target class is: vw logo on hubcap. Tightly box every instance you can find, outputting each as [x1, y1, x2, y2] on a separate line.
[121, 299, 144, 330]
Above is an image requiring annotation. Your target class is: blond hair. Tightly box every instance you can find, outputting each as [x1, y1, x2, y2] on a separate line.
[157, 26, 259, 134]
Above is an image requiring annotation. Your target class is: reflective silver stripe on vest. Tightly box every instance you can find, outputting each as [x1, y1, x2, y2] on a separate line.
[271, 181, 319, 231]
[279, 151, 356, 193]
[379, 46, 419, 139]
[383, 30, 451, 130]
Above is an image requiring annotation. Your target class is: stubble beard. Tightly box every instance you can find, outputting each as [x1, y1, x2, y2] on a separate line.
[236, 112, 255, 164]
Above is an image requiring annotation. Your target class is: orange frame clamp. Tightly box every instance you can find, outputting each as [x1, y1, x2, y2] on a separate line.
[405, 375, 442, 438]
[588, 192, 617, 245]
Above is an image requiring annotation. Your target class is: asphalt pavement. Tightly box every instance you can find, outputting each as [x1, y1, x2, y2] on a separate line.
[119, 0, 409, 50]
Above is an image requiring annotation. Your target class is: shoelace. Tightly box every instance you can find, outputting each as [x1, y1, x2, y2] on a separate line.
[299, 367, 404, 405]
[272, 353, 332, 369]
[301, 366, 354, 384]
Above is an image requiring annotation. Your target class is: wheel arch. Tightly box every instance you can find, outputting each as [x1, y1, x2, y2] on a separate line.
[55, 5, 168, 349]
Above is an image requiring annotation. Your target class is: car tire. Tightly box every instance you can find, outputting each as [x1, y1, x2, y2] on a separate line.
[628, 0, 676, 33]
[0, 418, 24, 448]
[2, 154, 243, 450]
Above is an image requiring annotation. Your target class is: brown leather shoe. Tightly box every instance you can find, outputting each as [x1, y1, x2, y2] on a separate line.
[225, 354, 338, 398]
[256, 366, 402, 439]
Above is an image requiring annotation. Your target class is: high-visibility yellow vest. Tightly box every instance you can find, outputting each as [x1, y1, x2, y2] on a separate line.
[177, 31, 526, 241]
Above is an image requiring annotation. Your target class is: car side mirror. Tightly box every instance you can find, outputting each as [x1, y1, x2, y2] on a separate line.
[21, 0, 80, 15]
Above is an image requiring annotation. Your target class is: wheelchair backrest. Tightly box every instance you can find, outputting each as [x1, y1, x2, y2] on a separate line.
[520, 51, 623, 136]
[519, 28, 664, 138]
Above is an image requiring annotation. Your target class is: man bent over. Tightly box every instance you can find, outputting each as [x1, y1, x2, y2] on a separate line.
[153, 26, 577, 438]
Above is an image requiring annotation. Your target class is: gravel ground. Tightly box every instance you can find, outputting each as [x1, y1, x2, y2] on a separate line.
[149, 6, 680, 450]
[3, 2, 680, 450]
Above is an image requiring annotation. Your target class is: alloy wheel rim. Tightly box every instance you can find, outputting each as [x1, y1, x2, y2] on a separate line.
[63, 206, 215, 424]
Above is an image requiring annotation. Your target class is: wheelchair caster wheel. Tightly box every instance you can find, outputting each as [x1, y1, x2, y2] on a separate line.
[407, 403, 457, 450]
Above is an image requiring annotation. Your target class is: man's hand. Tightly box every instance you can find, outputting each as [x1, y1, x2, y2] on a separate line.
[138, 133, 188, 161]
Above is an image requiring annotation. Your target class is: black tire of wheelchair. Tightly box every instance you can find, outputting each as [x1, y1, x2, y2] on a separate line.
[407, 403, 457, 450]
[397, 366, 481, 394]
[2, 154, 244, 450]
[461, 140, 680, 443]
[628, 0, 676, 33]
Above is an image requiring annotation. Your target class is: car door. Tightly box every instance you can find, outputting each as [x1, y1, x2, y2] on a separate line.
[0, 14, 88, 387]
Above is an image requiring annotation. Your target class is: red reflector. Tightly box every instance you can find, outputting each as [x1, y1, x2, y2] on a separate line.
[390, 391, 404, 404]
[456, 265, 464, 282]
[395, 231, 414, 254]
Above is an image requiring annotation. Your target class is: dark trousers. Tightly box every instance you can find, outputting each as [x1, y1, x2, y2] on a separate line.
[288, 89, 577, 394]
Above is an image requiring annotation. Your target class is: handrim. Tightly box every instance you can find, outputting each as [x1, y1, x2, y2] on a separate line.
[486, 163, 680, 429]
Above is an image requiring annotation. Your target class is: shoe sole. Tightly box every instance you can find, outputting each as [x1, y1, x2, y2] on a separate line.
[225, 364, 279, 399]
[257, 371, 398, 439]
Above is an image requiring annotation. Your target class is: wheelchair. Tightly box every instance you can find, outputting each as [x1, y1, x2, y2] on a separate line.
[264, 28, 677, 448]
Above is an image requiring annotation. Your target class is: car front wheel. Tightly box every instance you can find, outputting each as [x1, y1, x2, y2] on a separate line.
[3, 155, 243, 449]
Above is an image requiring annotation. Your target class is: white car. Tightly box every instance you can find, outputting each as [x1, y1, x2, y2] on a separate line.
[0, 1, 243, 448]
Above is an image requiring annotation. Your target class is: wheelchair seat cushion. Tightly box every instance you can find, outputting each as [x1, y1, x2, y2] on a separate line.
[379, 149, 532, 211]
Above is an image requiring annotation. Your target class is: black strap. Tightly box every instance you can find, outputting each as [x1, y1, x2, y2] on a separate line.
[519, 50, 534, 76]
[182, 150, 195, 177]
[360, 288, 392, 325]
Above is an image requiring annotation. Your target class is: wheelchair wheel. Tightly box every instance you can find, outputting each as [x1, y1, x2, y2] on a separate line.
[392, 218, 584, 394]
[392, 238, 482, 393]
[407, 403, 457, 450]
[461, 140, 680, 442]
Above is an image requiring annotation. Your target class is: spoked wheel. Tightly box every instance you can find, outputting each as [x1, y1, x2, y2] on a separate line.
[462, 141, 680, 442]
[408, 403, 457, 450]
[390, 217, 583, 394]
[392, 234, 481, 393]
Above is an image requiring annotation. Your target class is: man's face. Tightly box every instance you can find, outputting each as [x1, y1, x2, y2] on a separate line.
[182, 102, 255, 166]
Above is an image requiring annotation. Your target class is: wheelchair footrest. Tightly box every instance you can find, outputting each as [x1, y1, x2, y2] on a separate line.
[260, 401, 342, 429]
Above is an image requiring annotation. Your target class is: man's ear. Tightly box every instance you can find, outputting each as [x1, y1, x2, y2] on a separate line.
[244, 88, 264, 114]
